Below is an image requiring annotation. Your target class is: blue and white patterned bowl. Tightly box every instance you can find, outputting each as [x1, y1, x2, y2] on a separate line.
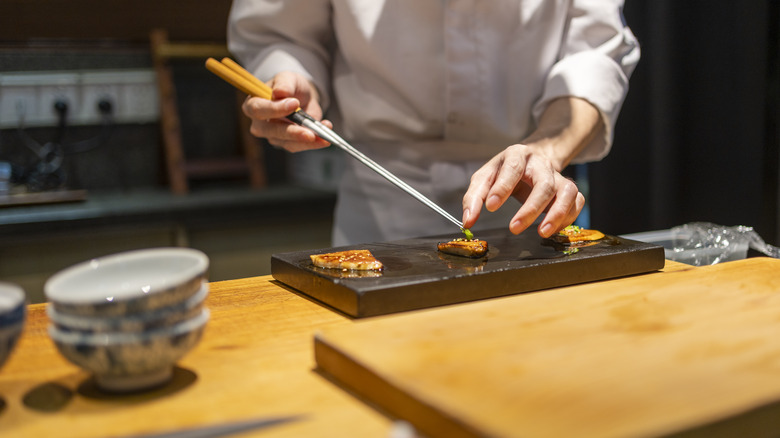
[45, 248, 209, 317]
[48, 283, 208, 334]
[49, 308, 209, 392]
[0, 282, 26, 370]
[0, 323, 24, 370]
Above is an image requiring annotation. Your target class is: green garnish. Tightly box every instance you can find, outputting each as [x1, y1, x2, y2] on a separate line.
[461, 228, 474, 240]
[562, 224, 581, 234]
[563, 247, 580, 255]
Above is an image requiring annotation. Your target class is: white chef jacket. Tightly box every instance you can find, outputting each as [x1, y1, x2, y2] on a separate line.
[228, 0, 640, 245]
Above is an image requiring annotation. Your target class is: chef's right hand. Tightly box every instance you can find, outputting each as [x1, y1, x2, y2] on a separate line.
[241, 71, 332, 153]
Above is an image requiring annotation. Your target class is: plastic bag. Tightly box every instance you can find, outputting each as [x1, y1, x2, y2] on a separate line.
[670, 222, 780, 266]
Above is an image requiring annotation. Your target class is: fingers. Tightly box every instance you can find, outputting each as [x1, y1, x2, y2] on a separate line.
[484, 146, 531, 213]
[462, 157, 499, 228]
[250, 118, 329, 152]
[268, 72, 299, 100]
[240, 71, 330, 153]
[270, 72, 325, 121]
[507, 174, 556, 236]
[242, 95, 298, 123]
[520, 174, 583, 238]
[462, 144, 585, 238]
[462, 145, 530, 228]
[243, 98, 329, 152]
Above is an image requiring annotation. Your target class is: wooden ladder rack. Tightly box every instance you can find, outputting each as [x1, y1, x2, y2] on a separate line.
[150, 29, 266, 194]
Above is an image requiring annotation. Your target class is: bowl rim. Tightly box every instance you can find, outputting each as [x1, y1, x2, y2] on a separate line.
[0, 282, 26, 328]
[49, 308, 209, 345]
[0, 282, 26, 310]
[44, 247, 209, 305]
[47, 283, 208, 329]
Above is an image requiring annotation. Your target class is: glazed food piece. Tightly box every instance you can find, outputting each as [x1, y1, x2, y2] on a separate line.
[551, 225, 605, 244]
[310, 250, 384, 271]
[437, 238, 489, 258]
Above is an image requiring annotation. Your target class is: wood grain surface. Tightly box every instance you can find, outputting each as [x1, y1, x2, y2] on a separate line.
[0, 276, 391, 437]
[315, 258, 780, 438]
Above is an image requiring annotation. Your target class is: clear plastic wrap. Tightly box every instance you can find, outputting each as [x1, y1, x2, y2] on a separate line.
[669, 222, 780, 266]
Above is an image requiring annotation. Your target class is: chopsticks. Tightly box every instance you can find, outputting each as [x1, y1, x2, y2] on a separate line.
[205, 57, 321, 131]
[205, 57, 467, 232]
[205, 57, 272, 100]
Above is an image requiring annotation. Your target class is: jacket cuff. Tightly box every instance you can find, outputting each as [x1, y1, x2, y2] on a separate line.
[532, 52, 630, 163]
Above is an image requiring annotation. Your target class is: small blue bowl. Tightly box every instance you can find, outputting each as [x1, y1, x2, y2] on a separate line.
[48, 283, 208, 334]
[0, 282, 25, 327]
[45, 248, 209, 317]
[49, 308, 209, 392]
[0, 282, 26, 369]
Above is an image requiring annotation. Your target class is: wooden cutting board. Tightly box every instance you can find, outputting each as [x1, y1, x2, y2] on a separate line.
[271, 228, 664, 317]
[314, 258, 780, 438]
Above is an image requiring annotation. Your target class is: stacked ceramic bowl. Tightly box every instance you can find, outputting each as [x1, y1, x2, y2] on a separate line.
[45, 248, 210, 393]
[0, 282, 26, 370]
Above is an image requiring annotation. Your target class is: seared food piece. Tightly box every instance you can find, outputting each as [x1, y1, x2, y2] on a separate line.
[437, 238, 489, 258]
[551, 225, 605, 244]
[310, 249, 384, 271]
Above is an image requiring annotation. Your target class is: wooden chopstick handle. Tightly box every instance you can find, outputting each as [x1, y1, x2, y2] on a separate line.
[205, 57, 272, 100]
[220, 58, 275, 98]
[218, 58, 308, 120]
[205, 57, 309, 127]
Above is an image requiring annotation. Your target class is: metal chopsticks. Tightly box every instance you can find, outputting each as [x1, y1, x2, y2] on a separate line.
[205, 57, 465, 231]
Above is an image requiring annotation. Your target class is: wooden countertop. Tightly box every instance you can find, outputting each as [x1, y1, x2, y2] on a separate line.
[315, 257, 780, 438]
[0, 275, 389, 437]
[0, 259, 721, 438]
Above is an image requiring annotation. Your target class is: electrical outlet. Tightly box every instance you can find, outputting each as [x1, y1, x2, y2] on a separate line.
[80, 71, 122, 125]
[0, 70, 159, 129]
[80, 70, 159, 125]
[37, 73, 80, 127]
[0, 72, 78, 128]
[0, 84, 38, 128]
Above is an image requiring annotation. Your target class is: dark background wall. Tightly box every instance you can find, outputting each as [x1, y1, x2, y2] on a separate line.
[590, 1, 779, 245]
[0, 0, 233, 43]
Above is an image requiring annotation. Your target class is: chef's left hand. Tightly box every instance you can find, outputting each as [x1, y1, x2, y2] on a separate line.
[461, 97, 600, 238]
[461, 144, 584, 238]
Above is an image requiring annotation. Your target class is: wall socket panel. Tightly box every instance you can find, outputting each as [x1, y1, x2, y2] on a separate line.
[0, 70, 159, 129]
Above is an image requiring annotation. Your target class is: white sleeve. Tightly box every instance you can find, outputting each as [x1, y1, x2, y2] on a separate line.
[227, 0, 335, 110]
[532, 0, 640, 163]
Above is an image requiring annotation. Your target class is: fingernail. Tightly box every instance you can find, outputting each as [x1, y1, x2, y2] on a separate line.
[540, 223, 553, 237]
[462, 208, 470, 225]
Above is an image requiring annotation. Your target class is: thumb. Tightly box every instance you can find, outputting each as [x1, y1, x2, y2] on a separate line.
[270, 72, 308, 101]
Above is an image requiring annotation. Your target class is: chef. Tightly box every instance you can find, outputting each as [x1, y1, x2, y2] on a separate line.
[227, 1, 640, 245]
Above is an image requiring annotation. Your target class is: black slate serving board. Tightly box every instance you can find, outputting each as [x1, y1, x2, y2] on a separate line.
[271, 228, 665, 318]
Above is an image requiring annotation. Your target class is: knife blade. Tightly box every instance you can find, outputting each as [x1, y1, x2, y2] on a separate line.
[206, 57, 467, 234]
[113, 415, 303, 438]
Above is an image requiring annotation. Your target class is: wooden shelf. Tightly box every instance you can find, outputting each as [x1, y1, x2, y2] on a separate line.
[0, 189, 87, 208]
